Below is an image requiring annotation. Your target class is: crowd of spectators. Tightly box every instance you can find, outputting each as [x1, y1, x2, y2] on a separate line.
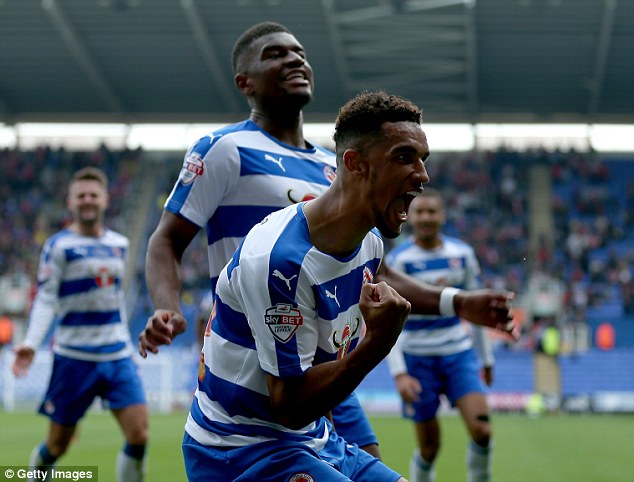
[2, 145, 633, 349]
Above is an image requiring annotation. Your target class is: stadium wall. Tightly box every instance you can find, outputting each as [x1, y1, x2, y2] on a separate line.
[2, 347, 633, 415]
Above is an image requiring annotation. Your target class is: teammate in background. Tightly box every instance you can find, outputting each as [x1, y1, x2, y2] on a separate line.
[138, 21, 379, 456]
[386, 188, 495, 482]
[12, 167, 148, 482]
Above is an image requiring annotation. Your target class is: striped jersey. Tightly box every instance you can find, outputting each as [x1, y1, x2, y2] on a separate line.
[164, 119, 337, 292]
[385, 234, 493, 374]
[23, 228, 133, 361]
[185, 203, 383, 450]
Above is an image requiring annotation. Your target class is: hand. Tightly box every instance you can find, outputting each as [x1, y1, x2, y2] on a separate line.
[395, 373, 421, 403]
[455, 290, 518, 340]
[482, 365, 493, 386]
[12, 345, 35, 377]
[360, 282, 411, 348]
[138, 309, 187, 357]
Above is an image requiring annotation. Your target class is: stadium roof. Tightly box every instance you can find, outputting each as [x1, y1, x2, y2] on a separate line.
[1, 0, 633, 125]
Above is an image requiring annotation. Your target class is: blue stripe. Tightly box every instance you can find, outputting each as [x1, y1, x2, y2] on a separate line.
[403, 316, 461, 330]
[211, 298, 256, 350]
[59, 311, 121, 326]
[267, 206, 313, 375]
[65, 245, 126, 262]
[314, 260, 381, 320]
[190, 394, 325, 443]
[238, 147, 333, 185]
[404, 256, 466, 275]
[58, 277, 121, 297]
[206, 205, 275, 244]
[58, 341, 127, 354]
[198, 366, 274, 421]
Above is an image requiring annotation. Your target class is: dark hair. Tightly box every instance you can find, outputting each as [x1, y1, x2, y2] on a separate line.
[232, 21, 292, 74]
[70, 166, 108, 190]
[333, 91, 423, 153]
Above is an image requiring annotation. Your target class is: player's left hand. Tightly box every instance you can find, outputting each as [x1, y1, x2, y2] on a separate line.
[11, 344, 35, 377]
[455, 289, 518, 341]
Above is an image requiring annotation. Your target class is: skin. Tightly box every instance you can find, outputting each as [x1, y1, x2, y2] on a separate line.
[393, 193, 493, 466]
[12, 178, 148, 458]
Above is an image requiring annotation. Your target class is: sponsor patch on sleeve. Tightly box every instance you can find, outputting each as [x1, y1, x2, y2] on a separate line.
[178, 152, 204, 185]
[265, 303, 303, 343]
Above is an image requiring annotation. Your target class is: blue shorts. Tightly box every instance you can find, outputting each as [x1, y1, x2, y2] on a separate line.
[39, 354, 146, 426]
[331, 392, 378, 448]
[402, 349, 485, 422]
[182, 423, 401, 482]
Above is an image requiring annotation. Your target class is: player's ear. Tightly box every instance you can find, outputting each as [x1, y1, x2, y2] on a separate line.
[342, 149, 367, 176]
[235, 73, 253, 96]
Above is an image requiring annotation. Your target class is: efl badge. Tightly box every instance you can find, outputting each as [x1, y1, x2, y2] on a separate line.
[289, 474, 315, 482]
[179, 152, 204, 185]
[265, 304, 303, 343]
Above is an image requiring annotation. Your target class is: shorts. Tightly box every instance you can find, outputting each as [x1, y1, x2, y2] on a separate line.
[331, 392, 378, 448]
[182, 424, 401, 482]
[39, 354, 146, 426]
[402, 348, 485, 422]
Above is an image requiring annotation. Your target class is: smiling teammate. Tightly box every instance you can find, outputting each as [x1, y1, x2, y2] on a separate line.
[386, 189, 495, 482]
[12, 167, 148, 482]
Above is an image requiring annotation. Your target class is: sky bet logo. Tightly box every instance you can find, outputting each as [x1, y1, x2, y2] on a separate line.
[265, 304, 303, 343]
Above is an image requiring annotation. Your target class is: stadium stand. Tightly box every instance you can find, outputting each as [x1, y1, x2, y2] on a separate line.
[2, 145, 633, 413]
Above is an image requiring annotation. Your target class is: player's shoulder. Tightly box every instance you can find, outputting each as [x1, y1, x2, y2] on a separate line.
[387, 236, 416, 259]
[186, 120, 254, 158]
[42, 228, 75, 250]
[103, 229, 130, 247]
[441, 233, 474, 251]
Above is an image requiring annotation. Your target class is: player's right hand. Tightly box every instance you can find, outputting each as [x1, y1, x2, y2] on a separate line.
[11, 345, 35, 377]
[138, 309, 187, 358]
[395, 373, 422, 403]
[360, 281, 411, 348]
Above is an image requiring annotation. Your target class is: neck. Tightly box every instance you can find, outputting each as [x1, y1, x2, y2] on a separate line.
[250, 109, 306, 148]
[69, 222, 104, 238]
[302, 187, 372, 257]
[415, 236, 441, 250]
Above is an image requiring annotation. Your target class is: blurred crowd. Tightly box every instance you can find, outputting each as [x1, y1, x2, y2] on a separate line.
[1, 145, 633, 345]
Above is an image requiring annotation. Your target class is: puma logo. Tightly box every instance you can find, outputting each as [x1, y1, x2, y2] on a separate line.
[325, 286, 340, 307]
[272, 270, 297, 290]
[264, 154, 286, 172]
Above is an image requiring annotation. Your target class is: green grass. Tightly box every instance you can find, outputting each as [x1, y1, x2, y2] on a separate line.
[0, 410, 632, 481]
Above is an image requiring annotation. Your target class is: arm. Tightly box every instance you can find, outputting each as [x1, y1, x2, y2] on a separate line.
[377, 262, 516, 336]
[138, 211, 200, 357]
[386, 336, 422, 403]
[266, 282, 411, 430]
[12, 243, 62, 377]
[471, 325, 494, 386]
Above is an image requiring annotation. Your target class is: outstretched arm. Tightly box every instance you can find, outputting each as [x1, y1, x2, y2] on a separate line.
[138, 211, 200, 357]
[376, 262, 516, 337]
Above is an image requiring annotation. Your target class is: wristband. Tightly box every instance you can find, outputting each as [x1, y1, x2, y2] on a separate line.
[439, 287, 461, 317]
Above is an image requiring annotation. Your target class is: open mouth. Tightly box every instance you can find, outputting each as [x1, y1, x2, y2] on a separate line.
[396, 190, 423, 221]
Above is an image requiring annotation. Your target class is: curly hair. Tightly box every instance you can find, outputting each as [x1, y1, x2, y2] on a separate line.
[333, 91, 422, 153]
[232, 22, 291, 74]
